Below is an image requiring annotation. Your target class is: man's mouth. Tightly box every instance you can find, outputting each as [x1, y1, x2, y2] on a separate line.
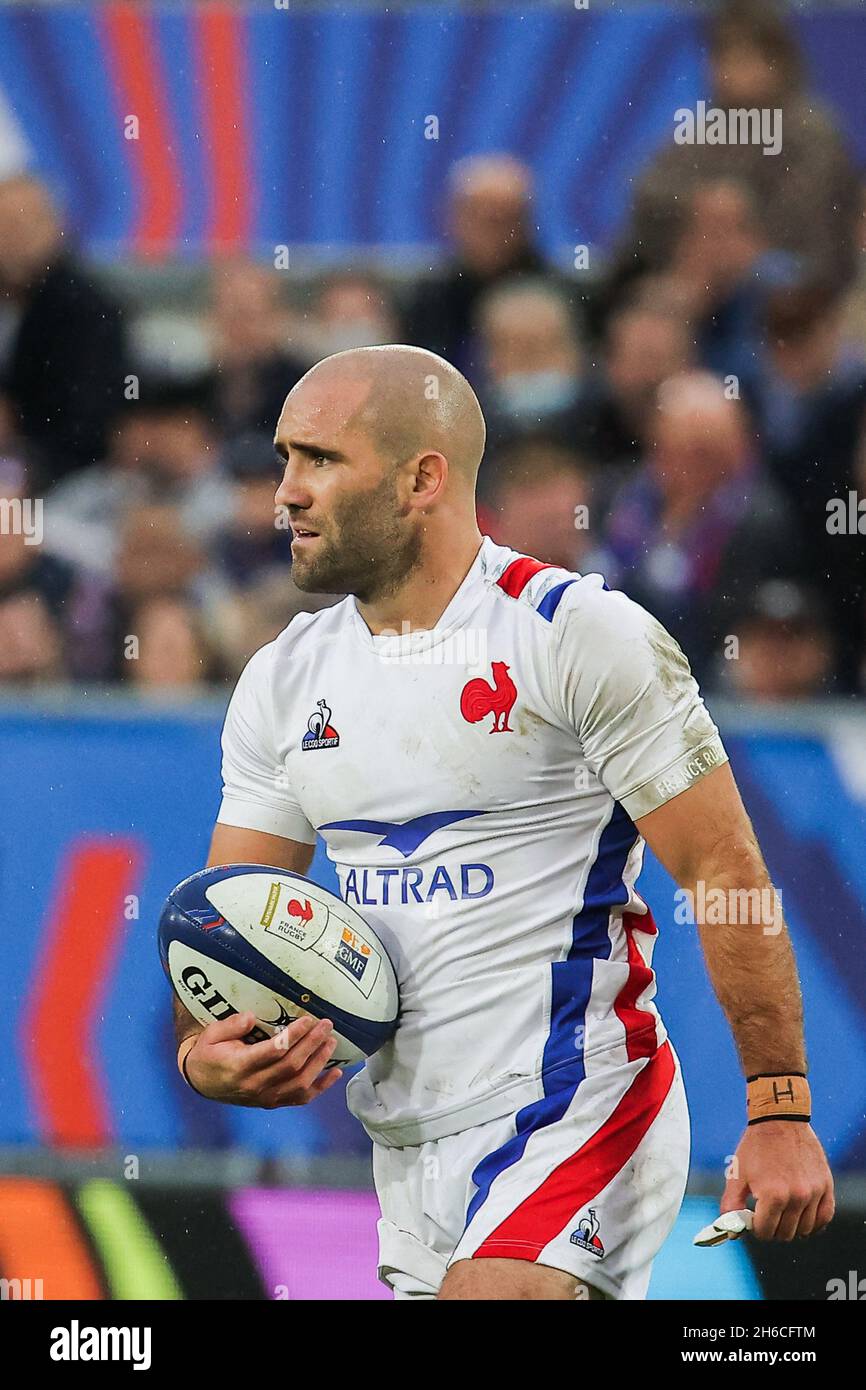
[291, 526, 319, 542]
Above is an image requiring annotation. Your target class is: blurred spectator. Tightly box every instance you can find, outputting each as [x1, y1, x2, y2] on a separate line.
[609, 0, 860, 313]
[722, 581, 835, 701]
[215, 569, 340, 678]
[476, 280, 586, 457]
[743, 285, 866, 688]
[403, 154, 554, 372]
[122, 595, 223, 692]
[483, 440, 593, 571]
[208, 260, 306, 437]
[661, 178, 767, 381]
[43, 371, 235, 578]
[587, 372, 803, 682]
[0, 455, 109, 681]
[306, 271, 398, 361]
[581, 291, 693, 472]
[215, 433, 292, 589]
[106, 503, 229, 682]
[0, 175, 128, 484]
[747, 282, 866, 483]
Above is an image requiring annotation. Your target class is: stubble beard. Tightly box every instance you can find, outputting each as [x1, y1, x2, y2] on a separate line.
[290, 469, 422, 603]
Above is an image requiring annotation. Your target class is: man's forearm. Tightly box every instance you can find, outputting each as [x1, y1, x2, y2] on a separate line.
[691, 859, 806, 1078]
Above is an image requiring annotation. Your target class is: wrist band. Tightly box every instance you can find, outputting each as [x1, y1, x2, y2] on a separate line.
[746, 1073, 811, 1125]
[177, 1036, 206, 1097]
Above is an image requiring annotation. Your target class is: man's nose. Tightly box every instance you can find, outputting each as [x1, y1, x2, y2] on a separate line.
[274, 460, 313, 511]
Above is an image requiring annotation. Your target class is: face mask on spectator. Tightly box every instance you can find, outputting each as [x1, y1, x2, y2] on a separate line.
[496, 370, 578, 419]
[316, 319, 392, 356]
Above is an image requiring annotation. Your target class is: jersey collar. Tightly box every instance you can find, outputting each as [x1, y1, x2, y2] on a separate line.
[350, 536, 494, 657]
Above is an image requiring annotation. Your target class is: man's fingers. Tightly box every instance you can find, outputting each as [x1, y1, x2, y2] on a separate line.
[720, 1178, 750, 1215]
[261, 1054, 344, 1109]
[814, 1185, 836, 1234]
[752, 1190, 786, 1241]
[307, 1065, 344, 1099]
[247, 1030, 338, 1099]
[290, 1034, 340, 1091]
[749, 1180, 834, 1241]
[202, 1010, 258, 1044]
[794, 1193, 823, 1240]
[774, 1192, 811, 1243]
[234, 1016, 332, 1075]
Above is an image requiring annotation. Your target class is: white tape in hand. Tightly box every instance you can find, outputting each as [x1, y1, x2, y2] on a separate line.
[693, 1209, 754, 1247]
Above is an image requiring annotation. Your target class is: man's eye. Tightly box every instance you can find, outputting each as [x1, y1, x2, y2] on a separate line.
[313, 455, 329, 467]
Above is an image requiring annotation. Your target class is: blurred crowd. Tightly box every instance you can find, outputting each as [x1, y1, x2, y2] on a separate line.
[0, 0, 864, 701]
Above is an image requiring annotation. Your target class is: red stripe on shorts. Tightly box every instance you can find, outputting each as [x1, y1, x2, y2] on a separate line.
[473, 1040, 676, 1260]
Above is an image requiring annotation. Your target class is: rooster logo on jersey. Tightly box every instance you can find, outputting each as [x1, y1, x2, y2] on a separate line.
[460, 661, 518, 733]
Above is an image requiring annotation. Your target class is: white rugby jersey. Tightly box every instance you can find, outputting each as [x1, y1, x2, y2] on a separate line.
[217, 537, 727, 1146]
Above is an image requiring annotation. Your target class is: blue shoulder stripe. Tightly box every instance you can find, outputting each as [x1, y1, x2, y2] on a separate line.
[536, 579, 577, 622]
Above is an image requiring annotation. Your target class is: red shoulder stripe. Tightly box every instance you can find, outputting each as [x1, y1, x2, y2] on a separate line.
[496, 556, 555, 599]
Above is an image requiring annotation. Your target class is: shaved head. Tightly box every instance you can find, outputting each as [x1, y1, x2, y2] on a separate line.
[273, 345, 486, 603]
[294, 344, 486, 482]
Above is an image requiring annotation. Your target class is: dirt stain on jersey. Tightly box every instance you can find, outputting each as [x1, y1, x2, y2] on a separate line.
[646, 623, 687, 704]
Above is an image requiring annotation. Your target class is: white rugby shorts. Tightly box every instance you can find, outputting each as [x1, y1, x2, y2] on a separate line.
[373, 1041, 690, 1300]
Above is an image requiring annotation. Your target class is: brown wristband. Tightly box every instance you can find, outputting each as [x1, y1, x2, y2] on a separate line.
[746, 1073, 811, 1125]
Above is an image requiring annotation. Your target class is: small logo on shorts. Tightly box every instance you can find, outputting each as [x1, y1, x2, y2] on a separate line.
[569, 1208, 604, 1257]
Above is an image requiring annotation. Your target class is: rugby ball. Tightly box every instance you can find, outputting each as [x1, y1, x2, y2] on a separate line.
[158, 864, 400, 1066]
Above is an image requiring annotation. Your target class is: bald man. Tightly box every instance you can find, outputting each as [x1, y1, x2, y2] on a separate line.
[402, 153, 552, 370]
[172, 346, 833, 1301]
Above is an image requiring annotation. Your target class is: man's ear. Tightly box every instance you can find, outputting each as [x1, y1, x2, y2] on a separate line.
[409, 450, 448, 509]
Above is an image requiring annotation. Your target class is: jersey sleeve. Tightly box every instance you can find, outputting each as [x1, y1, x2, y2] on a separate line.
[554, 580, 728, 819]
[216, 642, 317, 844]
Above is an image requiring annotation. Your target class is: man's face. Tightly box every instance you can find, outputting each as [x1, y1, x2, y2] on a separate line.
[494, 470, 590, 570]
[146, 411, 213, 480]
[652, 407, 744, 501]
[451, 183, 528, 276]
[0, 178, 59, 290]
[712, 43, 781, 108]
[484, 300, 576, 381]
[608, 313, 687, 402]
[273, 374, 420, 601]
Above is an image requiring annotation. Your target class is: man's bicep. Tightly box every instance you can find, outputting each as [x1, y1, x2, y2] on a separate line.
[207, 822, 315, 874]
[634, 762, 760, 888]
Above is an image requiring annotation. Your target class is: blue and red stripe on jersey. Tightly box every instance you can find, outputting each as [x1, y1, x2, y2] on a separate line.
[495, 554, 579, 623]
[461, 801, 642, 1231]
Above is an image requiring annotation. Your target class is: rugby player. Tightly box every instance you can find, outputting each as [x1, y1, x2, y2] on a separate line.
[171, 345, 833, 1300]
